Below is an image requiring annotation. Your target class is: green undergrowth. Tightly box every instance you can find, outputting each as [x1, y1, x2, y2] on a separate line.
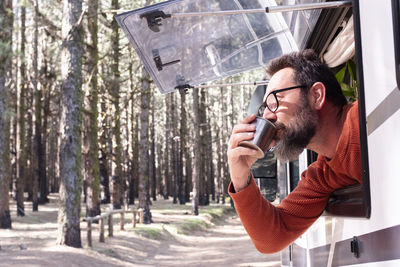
[177, 206, 235, 235]
[134, 226, 170, 240]
[127, 203, 236, 240]
[199, 206, 235, 225]
[177, 218, 210, 235]
[96, 248, 121, 260]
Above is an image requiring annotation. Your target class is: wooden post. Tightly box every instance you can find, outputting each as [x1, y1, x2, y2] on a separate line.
[87, 221, 92, 247]
[132, 211, 137, 228]
[108, 213, 113, 237]
[138, 208, 144, 224]
[99, 218, 105, 243]
[120, 211, 124, 230]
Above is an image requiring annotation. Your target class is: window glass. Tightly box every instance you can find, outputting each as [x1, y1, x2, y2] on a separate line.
[289, 160, 300, 191]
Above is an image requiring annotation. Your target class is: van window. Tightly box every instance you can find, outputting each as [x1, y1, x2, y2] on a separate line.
[321, 1, 371, 218]
[251, 152, 278, 202]
[249, 2, 371, 218]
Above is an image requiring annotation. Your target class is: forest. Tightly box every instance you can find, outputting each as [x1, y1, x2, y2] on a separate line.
[0, 0, 265, 248]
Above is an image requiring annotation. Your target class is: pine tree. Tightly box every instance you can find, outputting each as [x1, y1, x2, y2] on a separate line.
[57, 0, 84, 247]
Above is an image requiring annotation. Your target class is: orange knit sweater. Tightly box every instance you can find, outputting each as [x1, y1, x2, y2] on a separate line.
[229, 102, 361, 253]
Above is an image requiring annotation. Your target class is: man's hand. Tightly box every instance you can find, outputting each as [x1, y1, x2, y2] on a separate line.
[227, 114, 259, 192]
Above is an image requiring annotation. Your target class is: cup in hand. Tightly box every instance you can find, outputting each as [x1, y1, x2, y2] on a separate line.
[239, 116, 276, 159]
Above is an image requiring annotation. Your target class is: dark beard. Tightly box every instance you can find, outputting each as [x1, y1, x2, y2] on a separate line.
[273, 99, 318, 162]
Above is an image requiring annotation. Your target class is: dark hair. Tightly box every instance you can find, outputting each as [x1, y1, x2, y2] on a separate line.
[266, 49, 347, 108]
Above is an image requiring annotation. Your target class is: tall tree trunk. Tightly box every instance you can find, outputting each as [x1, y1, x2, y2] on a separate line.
[156, 142, 163, 197]
[199, 89, 209, 205]
[170, 93, 178, 204]
[215, 119, 222, 203]
[16, 0, 27, 216]
[164, 97, 170, 199]
[131, 113, 140, 203]
[129, 98, 138, 205]
[138, 67, 152, 224]
[26, 70, 34, 201]
[99, 87, 110, 204]
[32, 0, 39, 211]
[40, 55, 51, 204]
[111, 0, 122, 209]
[128, 61, 136, 205]
[207, 116, 215, 202]
[86, 0, 100, 218]
[48, 104, 60, 193]
[220, 86, 227, 204]
[57, 0, 83, 247]
[191, 88, 200, 215]
[35, 16, 47, 206]
[150, 91, 156, 201]
[0, 0, 13, 229]
[179, 89, 189, 204]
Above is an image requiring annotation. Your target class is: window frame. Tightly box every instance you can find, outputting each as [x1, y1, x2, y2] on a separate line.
[249, 1, 372, 218]
[393, 0, 400, 89]
[321, 0, 371, 218]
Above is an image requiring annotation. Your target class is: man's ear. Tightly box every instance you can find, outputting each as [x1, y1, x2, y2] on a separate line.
[309, 82, 326, 110]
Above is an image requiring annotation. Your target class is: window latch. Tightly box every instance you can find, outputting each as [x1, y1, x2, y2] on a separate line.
[350, 236, 360, 258]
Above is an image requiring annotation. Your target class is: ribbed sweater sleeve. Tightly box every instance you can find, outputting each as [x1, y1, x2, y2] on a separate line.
[229, 102, 362, 254]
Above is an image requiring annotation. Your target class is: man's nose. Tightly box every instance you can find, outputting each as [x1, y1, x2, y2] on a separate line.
[262, 108, 278, 123]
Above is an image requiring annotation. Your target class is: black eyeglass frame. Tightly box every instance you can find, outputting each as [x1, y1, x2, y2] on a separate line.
[258, 85, 308, 115]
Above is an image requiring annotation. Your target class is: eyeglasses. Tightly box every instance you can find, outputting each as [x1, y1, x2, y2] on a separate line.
[258, 85, 307, 115]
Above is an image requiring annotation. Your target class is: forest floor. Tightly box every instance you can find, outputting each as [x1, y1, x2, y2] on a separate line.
[0, 194, 280, 267]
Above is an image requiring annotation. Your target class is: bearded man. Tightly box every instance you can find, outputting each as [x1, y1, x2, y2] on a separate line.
[227, 49, 361, 253]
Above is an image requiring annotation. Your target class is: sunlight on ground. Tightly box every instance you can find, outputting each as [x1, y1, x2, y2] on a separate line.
[1, 194, 281, 267]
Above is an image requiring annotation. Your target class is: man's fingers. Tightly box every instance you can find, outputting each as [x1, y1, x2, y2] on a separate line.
[228, 132, 254, 149]
[227, 146, 258, 159]
[232, 114, 257, 134]
[241, 113, 257, 124]
[232, 123, 256, 134]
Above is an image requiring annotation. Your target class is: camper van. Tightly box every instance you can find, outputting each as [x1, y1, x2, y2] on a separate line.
[266, 0, 400, 266]
[117, 0, 400, 265]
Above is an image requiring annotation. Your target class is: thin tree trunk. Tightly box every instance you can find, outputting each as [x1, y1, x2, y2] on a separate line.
[128, 61, 136, 205]
[132, 113, 140, 202]
[150, 91, 156, 201]
[129, 99, 138, 205]
[179, 89, 188, 205]
[32, 0, 39, 211]
[111, 0, 122, 209]
[216, 119, 222, 203]
[199, 89, 209, 205]
[220, 86, 227, 204]
[170, 93, 177, 204]
[26, 71, 34, 201]
[138, 67, 152, 224]
[40, 56, 50, 204]
[16, 0, 27, 216]
[99, 88, 110, 204]
[207, 117, 215, 202]
[0, 0, 13, 229]
[35, 37, 47, 205]
[57, 0, 83, 247]
[191, 88, 200, 215]
[86, 0, 101, 218]
[156, 143, 163, 197]
[164, 97, 170, 199]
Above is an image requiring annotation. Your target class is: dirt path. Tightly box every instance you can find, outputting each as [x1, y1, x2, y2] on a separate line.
[0, 195, 280, 267]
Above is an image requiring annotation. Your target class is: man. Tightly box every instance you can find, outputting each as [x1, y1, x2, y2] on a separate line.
[227, 50, 361, 253]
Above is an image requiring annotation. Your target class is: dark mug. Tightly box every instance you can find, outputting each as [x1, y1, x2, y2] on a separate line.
[239, 116, 276, 159]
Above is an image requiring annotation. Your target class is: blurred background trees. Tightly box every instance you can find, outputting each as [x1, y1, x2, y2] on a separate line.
[0, 0, 264, 246]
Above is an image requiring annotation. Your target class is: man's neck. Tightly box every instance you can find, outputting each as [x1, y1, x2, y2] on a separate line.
[307, 103, 345, 159]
